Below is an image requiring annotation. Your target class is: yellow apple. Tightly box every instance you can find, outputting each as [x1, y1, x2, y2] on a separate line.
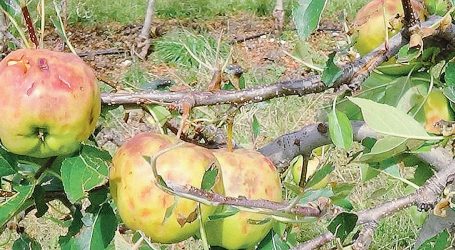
[204, 149, 282, 250]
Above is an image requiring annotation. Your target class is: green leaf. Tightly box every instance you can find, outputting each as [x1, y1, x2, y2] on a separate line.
[272, 222, 288, 237]
[0, 147, 17, 177]
[201, 165, 218, 191]
[12, 233, 42, 250]
[360, 136, 408, 162]
[332, 198, 353, 211]
[331, 183, 355, 200]
[360, 163, 380, 182]
[252, 114, 261, 139]
[33, 185, 48, 218]
[239, 75, 246, 89]
[306, 164, 334, 188]
[396, 44, 421, 63]
[76, 203, 118, 250]
[145, 104, 173, 127]
[87, 188, 109, 213]
[328, 109, 353, 149]
[59, 208, 83, 247]
[163, 198, 177, 223]
[299, 188, 334, 204]
[208, 206, 240, 221]
[327, 212, 358, 242]
[292, 0, 327, 40]
[418, 230, 450, 250]
[321, 52, 342, 86]
[413, 163, 434, 186]
[0, 185, 34, 229]
[445, 62, 455, 86]
[61, 145, 110, 203]
[348, 97, 442, 140]
[256, 230, 290, 250]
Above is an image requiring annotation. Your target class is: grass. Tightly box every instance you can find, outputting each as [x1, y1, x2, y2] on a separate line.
[63, 0, 366, 25]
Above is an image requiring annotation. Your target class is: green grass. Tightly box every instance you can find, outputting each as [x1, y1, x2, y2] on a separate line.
[63, 0, 368, 25]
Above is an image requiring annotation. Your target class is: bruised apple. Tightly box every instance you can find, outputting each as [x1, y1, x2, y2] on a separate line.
[352, 0, 426, 75]
[0, 49, 100, 158]
[109, 132, 224, 244]
[205, 149, 282, 250]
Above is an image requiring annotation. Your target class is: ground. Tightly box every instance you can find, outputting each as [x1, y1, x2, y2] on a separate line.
[0, 0, 425, 249]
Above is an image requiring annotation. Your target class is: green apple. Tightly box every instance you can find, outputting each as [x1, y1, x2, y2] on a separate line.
[109, 132, 224, 244]
[204, 149, 282, 250]
[0, 49, 100, 158]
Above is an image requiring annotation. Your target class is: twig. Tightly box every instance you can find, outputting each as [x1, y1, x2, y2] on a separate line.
[352, 222, 378, 249]
[259, 121, 375, 170]
[101, 17, 454, 108]
[401, 0, 420, 32]
[147, 142, 323, 219]
[34, 156, 57, 180]
[228, 32, 269, 44]
[77, 48, 127, 58]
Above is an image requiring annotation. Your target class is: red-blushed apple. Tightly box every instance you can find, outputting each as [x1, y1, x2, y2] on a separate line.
[0, 48, 100, 158]
[109, 132, 224, 244]
[204, 149, 282, 250]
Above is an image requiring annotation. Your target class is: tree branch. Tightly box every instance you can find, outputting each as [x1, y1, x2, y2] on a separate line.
[401, 0, 420, 32]
[101, 16, 454, 109]
[259, 121, 375, 170]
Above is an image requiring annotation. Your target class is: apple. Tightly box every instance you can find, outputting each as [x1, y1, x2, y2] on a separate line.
[204, 149, 282, 250]
[109, 132, 224, 244]
[291, 155, 329, 189]
[423, 89, 454, 134]
[0, 49, 100, 158]
[352, 0, 426, 75]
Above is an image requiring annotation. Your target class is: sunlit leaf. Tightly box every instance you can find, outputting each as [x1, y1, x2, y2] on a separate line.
[293, 0, 327, 40]
[321, 52, 342, 86]
[61, 145, 111, 203]
[348, 97, 442, 140]
[0, 185, 34, 229]
[328, 109, 353, 150]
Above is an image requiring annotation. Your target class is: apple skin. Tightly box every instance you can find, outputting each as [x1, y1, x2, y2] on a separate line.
[0, 49, 100, 158]
[423, 89, 454, 134]
[291, 156, 329, 189]
[353, 0, 426, 55]
[109, 132, 224, 244]
[352, 0, 426, 75]
[204, 149, 282, 250]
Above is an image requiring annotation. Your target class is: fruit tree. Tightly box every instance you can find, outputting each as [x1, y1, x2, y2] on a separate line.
[2, 0, 455, 249]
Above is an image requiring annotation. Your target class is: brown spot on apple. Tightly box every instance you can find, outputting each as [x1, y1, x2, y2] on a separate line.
[128, 197, 135, 209]
[140, 186, 152, 200]
[141, 209, 152, 217]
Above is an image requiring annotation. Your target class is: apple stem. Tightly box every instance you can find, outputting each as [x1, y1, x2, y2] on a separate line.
[298, 155, 309, 188]
[21, 5, 39, 48]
